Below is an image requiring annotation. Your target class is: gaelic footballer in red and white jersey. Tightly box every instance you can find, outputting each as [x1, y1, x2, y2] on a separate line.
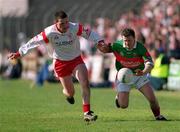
[18, 22, 103, 61]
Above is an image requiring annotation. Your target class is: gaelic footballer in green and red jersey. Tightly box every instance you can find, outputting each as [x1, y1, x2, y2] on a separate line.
[111, 40, 154, 73]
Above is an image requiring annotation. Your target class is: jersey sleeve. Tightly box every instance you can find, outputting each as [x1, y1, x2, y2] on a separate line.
[18, 25, 53, 56]
[19, 31, 48, 56]
[141, 45, 154, 66]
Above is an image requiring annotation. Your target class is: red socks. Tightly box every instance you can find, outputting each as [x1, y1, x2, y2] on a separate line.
[83, 104, 90, 113]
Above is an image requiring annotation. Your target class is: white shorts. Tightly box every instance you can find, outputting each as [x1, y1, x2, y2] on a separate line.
[115, 74, 149, 92]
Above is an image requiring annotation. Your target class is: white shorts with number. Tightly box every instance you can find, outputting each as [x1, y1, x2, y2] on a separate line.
[115, 74, 149, 92]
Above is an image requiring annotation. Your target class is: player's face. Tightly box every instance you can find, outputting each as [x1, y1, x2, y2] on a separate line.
[56, 17, 69, 33]
[122, 36, 135, 50]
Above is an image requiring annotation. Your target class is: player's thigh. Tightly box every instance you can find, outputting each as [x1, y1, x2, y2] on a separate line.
[59, 76, 75, 94]
[139, 83, 157, 102]
[73, 64, 89, 85]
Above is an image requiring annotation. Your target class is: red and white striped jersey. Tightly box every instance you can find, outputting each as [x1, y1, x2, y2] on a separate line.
[18, 22, 103, 60]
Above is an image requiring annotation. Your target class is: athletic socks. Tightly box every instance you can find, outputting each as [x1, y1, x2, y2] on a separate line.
[83, 104, 90, 114]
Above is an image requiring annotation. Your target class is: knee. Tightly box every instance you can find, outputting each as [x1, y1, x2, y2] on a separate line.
[120, 104, 128, 109]
[118, 100, 128, 108]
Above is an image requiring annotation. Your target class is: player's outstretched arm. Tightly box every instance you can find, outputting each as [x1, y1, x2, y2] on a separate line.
[7, 31, 48, 60]
[97, 40, 112, 53]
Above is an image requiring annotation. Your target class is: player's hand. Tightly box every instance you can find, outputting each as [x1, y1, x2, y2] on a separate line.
[134, 69, 144, 76]
[97, 40, 111, 53]
[7, 52, 20, 60]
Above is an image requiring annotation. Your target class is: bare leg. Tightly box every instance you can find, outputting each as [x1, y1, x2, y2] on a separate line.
[59, 75, 75, 97]
[73, 63, 97, 121]
[117, 92, 129, 109]
[73, 64, 90, 104]
[139, 83, 160, 117]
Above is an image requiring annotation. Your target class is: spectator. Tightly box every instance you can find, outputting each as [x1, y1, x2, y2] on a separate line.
[2, 59, 22, 79]
[149, 48, 170, 90]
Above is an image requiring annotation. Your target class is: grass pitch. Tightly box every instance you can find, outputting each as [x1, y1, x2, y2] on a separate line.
[0, 79, 180, 132]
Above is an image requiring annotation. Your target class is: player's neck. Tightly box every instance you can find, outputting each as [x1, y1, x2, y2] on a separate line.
[55, 23, 67, 33]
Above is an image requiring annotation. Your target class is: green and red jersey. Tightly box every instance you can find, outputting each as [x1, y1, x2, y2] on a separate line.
[111, 40, 153, 73]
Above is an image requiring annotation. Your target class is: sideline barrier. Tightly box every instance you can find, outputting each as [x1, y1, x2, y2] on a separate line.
[167, 60, 180, 90]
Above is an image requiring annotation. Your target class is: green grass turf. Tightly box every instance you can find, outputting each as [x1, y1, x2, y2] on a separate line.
[0, 79, 180, 132]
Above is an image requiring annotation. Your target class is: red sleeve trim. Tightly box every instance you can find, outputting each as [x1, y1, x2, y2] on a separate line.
[145, 51, 151, 57]
[76, 24, 83, 36]
[15, 51, 20, 58]
[42, 31, 49, 44]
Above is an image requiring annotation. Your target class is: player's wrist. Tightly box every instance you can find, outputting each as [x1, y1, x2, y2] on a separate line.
[15, 51, 21, 58]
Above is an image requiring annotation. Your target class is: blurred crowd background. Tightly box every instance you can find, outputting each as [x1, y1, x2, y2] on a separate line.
[0, 0, 179, 90]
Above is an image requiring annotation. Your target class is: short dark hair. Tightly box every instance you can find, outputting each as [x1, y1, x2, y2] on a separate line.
[54, 10, 68, 20]
[121, 28, 135, 38]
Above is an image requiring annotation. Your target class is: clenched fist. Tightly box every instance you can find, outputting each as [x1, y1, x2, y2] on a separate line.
[97, 40, 111, 53]
[7, 52, 20, 60]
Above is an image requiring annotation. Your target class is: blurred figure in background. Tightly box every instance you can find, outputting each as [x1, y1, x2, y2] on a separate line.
[0, 48, 10, 77]
[149, 48, 170, 90]
[89, 50, 109, 87]
[1, 58, 22, 79]
[0, 47, 22, 79]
